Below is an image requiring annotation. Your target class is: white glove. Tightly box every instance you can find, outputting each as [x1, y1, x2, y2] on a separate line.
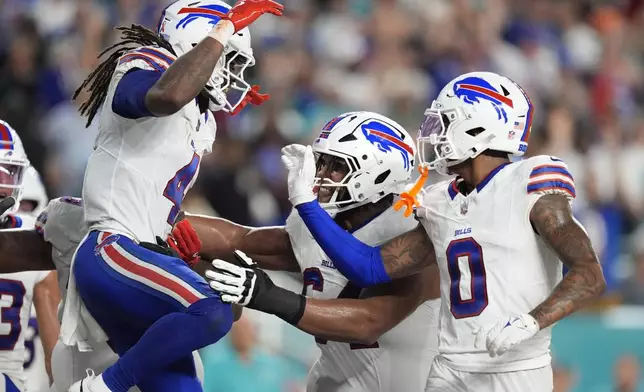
[281, 144, 316, 206]
[280, 143, 307, 161]
[473, 313, 540, 357]
[205, 250, 257, 306]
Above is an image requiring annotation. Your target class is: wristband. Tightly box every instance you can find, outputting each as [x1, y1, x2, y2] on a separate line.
[207, 19, 235, 46]
[250, 285, 306, 325]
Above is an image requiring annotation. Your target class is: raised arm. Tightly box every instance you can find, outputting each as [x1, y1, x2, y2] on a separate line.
[0, 229, 54, 272]
[528, 194, 606, 329]
[146, 0, 283, 115]
[186, 213, 299, 272]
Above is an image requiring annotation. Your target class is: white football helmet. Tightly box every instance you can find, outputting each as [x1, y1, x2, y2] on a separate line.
[0, 121, 29, 215]
[313, 111, 416, 214]
[19, 166, 49, 217]
[418, 71, 534, 175]
[158, 0, 255, 113]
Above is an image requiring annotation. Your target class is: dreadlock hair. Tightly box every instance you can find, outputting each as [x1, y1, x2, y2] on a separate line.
[73, 24, 175, 128]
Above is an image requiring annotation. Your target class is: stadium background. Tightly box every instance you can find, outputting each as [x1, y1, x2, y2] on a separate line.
[1, 0, 644, 390]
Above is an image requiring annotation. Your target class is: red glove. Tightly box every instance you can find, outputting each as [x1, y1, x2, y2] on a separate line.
[224, 0, 284, 32]
[230, 85, 270, 115]
[167, 220, 202, 268]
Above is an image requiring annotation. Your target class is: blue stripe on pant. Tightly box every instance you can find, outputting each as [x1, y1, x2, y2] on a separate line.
[74, 231, 232, 392]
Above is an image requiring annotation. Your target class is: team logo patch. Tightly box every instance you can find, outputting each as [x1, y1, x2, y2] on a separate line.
[360, 120, 413, 170]
[94, 234, 120, 255]
[453, 77, 514, 123]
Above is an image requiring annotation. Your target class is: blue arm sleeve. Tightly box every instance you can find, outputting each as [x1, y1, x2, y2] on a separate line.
[295, 200, 391, 287]
[111, 69, 161, 119]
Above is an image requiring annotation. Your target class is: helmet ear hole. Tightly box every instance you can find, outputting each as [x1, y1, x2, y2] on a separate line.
[465, 127, 485, 137]
[338, 134, 357, 143]
[374, 170, 391, 185]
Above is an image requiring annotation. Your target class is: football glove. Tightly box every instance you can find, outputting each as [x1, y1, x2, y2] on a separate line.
[167, 220, 202, 268]
[205, 250, 305, 324]
[224, 0, 284, 32]
[281, 144, 316, 207]
[473, 313, 540, 357]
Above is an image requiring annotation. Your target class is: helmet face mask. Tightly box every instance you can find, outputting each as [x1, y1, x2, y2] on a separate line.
[205, 48, 255, 112]
[0, 123, 29, 216]
[418, 72, 534, 175]
[0, 163, 26, 200]
[314, 153, 354, 209]
[418, 107, 471, 175]
[159, 0, 256, 113]
[312, 111, 416, 215]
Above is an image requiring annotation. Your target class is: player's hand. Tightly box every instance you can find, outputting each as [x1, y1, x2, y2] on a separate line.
[167, 220, 202, 268]
[224, 0, 284, 32]
[206, 250, 306, 325]
[281, 144, 316, 206]
[473, 313, 540, 357]
[205, 250, 267, 307]
[230, 85, 270, 116]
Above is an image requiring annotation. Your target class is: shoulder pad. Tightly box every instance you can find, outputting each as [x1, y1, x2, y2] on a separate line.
[523, 155, 576, 199]
[116, 46, 176, 75]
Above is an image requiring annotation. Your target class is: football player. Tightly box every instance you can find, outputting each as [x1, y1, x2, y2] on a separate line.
[210, 72, 606, 392]
[0, 121, 60, 392]
[175, 111, 441, 392]
[65, 0, 282, 391]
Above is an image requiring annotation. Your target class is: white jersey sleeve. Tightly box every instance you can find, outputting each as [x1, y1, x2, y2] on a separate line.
[35, 197, 86, 297]
[114, 46, 176, 78]
[523, 155, 576, 207]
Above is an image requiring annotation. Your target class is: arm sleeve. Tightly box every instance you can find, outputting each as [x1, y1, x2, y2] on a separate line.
[295, 201, 391, 287]
[111, 69, 162, 119]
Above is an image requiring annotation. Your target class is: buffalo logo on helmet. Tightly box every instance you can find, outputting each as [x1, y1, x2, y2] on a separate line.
[360, 120, 413, 170]
[453, 76, 514, 123]
[176, 4, 230, 29]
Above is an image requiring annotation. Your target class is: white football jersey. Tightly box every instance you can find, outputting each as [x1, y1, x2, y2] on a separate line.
[285, 207, 440, 392]
[416, 155, 574, 373]
[0, 214, 48, 392]
[35, 197, 85, 298]
[83, 46, 217, 243]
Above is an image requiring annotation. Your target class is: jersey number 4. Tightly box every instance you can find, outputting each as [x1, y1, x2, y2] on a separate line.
[446, 237, 488, 319]
[164, 153, 201, 225]
[0, 279, 25, 351]
[303, 267, 379, 350]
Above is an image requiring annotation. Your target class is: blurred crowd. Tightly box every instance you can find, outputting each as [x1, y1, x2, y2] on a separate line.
[2, 0, 644, 390]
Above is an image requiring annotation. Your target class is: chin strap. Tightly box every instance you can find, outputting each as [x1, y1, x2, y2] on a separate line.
[394, 165, 429, 218]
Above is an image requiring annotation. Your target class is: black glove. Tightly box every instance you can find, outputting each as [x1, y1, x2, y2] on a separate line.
[0, 197, 18, 228]
[139, 236, 182, 259]
[205, 250, 306, 325]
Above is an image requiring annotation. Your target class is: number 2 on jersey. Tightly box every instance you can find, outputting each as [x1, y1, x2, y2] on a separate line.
[163, 153, 200, 225]
[302, 267, 379, 350]
[446, 237, 488, 319]
[0, 279, 25, 351]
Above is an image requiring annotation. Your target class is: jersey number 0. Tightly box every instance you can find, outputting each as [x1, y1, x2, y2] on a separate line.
[446, 238, 488, 319]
